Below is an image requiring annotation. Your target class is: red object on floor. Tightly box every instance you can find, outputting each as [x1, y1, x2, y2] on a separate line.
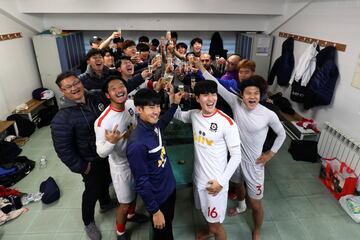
[0, 185, 22, 197]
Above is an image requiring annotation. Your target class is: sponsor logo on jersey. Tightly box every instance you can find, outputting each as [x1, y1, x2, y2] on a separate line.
[157, 146, 167, 168]
[193, 130, 214, 146]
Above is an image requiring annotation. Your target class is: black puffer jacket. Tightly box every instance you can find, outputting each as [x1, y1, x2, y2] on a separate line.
[51, 92, 106, 174]
[268, 37, 295, 86]
[304, 46, 339, 109]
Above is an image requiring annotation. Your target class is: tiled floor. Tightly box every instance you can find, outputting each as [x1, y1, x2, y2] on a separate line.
[1, 126, 360, 240]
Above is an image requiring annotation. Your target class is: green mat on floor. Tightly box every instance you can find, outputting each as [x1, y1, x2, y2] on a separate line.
[163, 119, 194, 187]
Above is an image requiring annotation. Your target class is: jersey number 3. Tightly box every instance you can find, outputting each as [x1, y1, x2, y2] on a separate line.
[256, 185, 262, 195]
[207, 207, 218, 218]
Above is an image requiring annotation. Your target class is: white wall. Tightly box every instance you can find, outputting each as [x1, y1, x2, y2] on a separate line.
[0, 12, 42, 120]
[270, 0, 360, 140]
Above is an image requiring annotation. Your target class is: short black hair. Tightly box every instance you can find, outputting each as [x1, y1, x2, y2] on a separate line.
[134, 88, 161, 107]
[190, 37, 203, 47]
[136, 43, 150, 52]
[115, 56, 132, 69]
[194, 80, 217, 96]
[102, 75, 128, 94]
[138, 36, 150, 43]
[151, 38, 160, 47]
[176, 42, 188, 51]
[86, 48, 104, 61]
[55, 71, 78, 87]
[239, 75, 267, 97]
[123, 40, 136, 50]
[171, 31, 178, 40]
[102, 48, 114, 56]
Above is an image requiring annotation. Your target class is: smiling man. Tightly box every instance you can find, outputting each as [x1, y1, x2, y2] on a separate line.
[199, 62, 286, 240]
[94, 76, 148, 240]
[51, 72, 116, 240]
[173, 81, 241, 240]
[126, 88, 183, 240]
[79, 48, 117, 91]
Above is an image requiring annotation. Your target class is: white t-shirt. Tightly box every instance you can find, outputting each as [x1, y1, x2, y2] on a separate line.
[94, 100, 137, 168]
[202, 71, 286, 165]
[174, 108, 241, 190]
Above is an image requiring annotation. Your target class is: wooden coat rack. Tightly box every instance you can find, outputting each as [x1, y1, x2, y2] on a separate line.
[279, 32, 346, 52]
[0, 32, 22, 41]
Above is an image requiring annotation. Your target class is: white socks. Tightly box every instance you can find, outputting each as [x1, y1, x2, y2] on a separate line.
[236, 200, 247, 213]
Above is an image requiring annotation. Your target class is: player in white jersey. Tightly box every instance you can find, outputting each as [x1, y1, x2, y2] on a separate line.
[173, 81, 241, 240]
[94, 76, 147, 240]
[197, 62, 286, 240]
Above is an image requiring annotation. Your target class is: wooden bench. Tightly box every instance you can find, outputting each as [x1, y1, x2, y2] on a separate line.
[0, 120, 19, 136]
[13, 98, 56, 122]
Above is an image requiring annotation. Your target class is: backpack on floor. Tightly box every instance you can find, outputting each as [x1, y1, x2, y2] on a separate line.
[6, 114, 36, 137]
[288, 140, 319, 163]
[40, 177, 60, 204]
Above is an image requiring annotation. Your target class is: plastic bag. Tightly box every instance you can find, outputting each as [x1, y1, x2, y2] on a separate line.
[339, 195, 360, 223]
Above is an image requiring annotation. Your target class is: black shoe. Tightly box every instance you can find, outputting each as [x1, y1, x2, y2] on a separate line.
[127, 213, 148, 224]
[100, 199, 118, 213]
[117, 232, 130, 240]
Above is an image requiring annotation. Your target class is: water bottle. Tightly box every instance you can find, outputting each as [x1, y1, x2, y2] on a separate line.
[39, 155, 47, 169]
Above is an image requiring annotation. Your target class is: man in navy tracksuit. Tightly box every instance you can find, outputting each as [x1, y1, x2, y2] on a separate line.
[126, 88, 182, 240]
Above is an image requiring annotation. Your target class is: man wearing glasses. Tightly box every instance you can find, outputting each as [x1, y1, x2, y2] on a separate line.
[51, 71, 147, 240]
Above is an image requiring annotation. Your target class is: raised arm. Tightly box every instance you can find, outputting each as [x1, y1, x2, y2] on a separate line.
[195, 60, 238, 106]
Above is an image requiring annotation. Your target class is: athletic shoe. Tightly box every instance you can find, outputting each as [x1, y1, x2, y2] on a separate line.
[127, 213, 148, 223]
[84, 222, 101, 240]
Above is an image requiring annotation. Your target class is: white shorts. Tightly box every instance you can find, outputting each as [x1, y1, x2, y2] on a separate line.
[230, 160, 265, 200]
[109, 164, 135, 204]
[193, 185, 227, 223]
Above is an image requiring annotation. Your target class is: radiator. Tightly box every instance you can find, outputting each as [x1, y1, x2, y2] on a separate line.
[318, 122, 360, 190]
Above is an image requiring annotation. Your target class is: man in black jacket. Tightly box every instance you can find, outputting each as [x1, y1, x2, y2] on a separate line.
[51, 72, 115, 240]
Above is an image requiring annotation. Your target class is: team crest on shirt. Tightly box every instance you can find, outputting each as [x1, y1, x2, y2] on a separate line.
[98, 103, 105, 112]
[128, 108, 134, 116]
[209, 123, 218, 132]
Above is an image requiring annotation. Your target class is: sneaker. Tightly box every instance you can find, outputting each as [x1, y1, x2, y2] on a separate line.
[127, 213, 148, 223]
[85, 222, 102, 240]
[117, 232, 131, 240]
[100, 199, 118, 213]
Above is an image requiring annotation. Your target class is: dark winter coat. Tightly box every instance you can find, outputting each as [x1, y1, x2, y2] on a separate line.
[268, 37, 295, 86]
[304, 46, 339, 109]
[51, 92, 106, 174]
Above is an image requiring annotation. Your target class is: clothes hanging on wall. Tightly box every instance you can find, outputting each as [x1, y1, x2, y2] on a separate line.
[303, 46, 339, 109]
[289, 42, 318, 87]
[290, 42, 319, 103]
[268, 37, 294, 86]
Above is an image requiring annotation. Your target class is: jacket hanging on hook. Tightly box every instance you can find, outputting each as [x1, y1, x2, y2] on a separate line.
[268, 37, 295, 86]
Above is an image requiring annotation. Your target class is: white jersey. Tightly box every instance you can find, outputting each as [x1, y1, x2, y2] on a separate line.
[94, 100, 137, 168]
[174, 108, 241, 190]
[203, 71, 286, 165]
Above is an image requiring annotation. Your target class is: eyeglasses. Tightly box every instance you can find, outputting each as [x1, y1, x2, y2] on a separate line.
[61, 80, 81, 91]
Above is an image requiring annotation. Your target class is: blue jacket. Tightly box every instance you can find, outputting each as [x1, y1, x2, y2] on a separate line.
[269, 37, 294, 86]
[304, 46, 339, 109]
[51, 92, 106, 174]
[126, 104, 178, 214]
